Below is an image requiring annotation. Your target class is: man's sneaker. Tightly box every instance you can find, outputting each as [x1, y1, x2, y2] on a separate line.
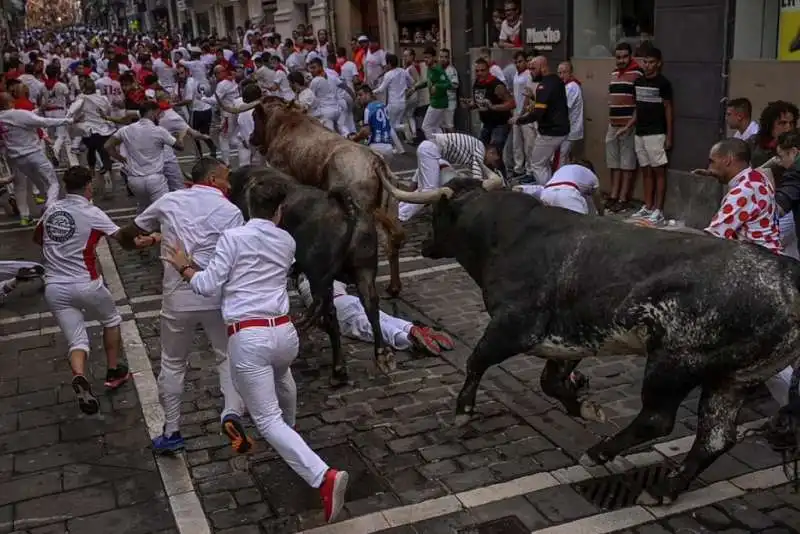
[629, 205, 652, 219]
[72, 375, 99, 415]
[320, 468, 349, 523]
[8, 196, 19, 216]
[421, 326, 455, 351]
[152, 431, 186, 454]
[16, 265, 44, 281]
[409, 325, 441, 355]
[222, 414, 255, 453]
[19, 216, 33, 227]
[104, 364, 131, 389]
[645, 209, 666, 226]
[34, 195, 45, 205]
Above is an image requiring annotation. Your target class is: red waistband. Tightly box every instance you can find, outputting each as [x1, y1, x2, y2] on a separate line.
[545, 181, 580, 192]
[227, 316, 291, 336]
[439, 164, 449, 170]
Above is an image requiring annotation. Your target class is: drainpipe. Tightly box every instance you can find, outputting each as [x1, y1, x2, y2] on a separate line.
[719, 0, 735, 138]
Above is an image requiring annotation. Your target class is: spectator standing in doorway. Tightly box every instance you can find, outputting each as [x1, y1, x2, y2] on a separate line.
[440, 49, 460, 133]
[557, 61, 584, 167]
[510, 51, 535, 177]
[497, 1, 523, 48]
[622, 47, 673, 226]
[407, 46, 451, 139]
[511, 55, 570, 185]
[402, 48, 423, 143]
[726, 98, 759, 140]
[604, 42, 643, 213]
[463, 58, 514, 152]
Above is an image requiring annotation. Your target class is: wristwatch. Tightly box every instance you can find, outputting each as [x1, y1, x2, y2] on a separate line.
[178, 265, 192, 276]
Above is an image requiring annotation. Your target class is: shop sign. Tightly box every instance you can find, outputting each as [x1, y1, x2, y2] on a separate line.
[779, 0, 800, 60]
[525, 26, 561, 50]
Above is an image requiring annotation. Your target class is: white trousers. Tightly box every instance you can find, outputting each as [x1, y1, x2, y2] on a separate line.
[337, 95, 356, 136]
[44, 278, 122, 354]
[421, 107, 446, 139]
[9, 150, 60, 217]
[159, 308, 246, 434]
[315, 107, 340, 132]
[558, 139, 576, 168]
[766, 366, 799, 407]
[218, 112, 240, 165]
[512, 123, 536, 175]
[336, 294, 413, 350]
[399, 140, 456, 222]
[229, 325, 328, 487]
[128, 173, 169, 213]
[386, 101, 407, 152]
[163, 152, 185, 192]
[779, 213, 799, 260]
[47, 110, 79, 168]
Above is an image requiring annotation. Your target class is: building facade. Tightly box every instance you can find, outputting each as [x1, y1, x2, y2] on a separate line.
[448, 0, 797, 225]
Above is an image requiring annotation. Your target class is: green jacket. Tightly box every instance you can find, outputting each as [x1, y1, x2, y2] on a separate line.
[425, 64, 452, 109]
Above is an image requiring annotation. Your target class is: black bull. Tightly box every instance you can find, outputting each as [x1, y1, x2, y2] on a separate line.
[229, 165, 396, 385]
[381, 174, 800, 503]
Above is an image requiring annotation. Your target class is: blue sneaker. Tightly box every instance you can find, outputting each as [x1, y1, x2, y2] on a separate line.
[152, 431, 185, 454]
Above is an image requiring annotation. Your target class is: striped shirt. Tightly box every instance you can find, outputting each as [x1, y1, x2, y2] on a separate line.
[432, 133, 485, 182]
[608, 64, 643, 128]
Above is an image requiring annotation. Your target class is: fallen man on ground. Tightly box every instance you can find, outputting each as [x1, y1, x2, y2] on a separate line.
[297, 275, 455, 356]
[0, 261, 44, 304]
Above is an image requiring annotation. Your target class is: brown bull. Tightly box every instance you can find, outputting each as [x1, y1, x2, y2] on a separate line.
[216, 95, 407, 296]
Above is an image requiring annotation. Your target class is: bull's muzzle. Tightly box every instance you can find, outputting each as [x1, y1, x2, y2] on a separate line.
[420, 235, 442, 259]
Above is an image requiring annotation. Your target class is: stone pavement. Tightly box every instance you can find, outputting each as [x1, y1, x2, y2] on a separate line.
[2, 151, 800, 534]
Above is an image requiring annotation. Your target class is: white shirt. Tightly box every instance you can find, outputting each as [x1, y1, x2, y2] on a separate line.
[296, 87, 315, 110]
[490, 64, 508, 87]
[444, 65, 460, 108]
[340, 61, 358, 91]
[273, 70, 296, 101]
[565, 80, 584, 141]
[512, 69, 531, 115]
[43, 81, 71, 113]
[0, 109, 71, 159]
[546, 164, 599, 195]
[215, 79, 239, 114]
[38, 194, 120, 284]
[159, 108, 189, 162]
[286, 51, 305, 72]
[95, 76, 124, 110]
[185, 77, 212, 112]
[68, 93, 116, 136]
[19, 74, 46, 104]
[135, 185, 244, 312]
[189, 218, 295, 323]
[734, 120, 759, 141]
[374, 67, 411, 106]
[309, 75, 339, 115]
[112, 118, 176, 177]
[152, 57, 176, 89]
[499, 18, 522, 45]
[179, 59, 210, 85]
[364, 49, 387, 87]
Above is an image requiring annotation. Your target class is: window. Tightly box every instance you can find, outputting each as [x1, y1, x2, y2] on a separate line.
[572, 0, 655, 58]
[733, 0, 780, 59]
[486, 0, 522, 48]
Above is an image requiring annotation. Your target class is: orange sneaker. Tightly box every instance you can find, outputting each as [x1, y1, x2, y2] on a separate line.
[320, 468, 349, 523]
[222, 415, 254, 454]
[409, 325, 441, 355]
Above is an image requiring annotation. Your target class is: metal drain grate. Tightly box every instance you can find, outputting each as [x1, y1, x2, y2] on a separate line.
[572, 464, 669, 510]
[457, 516, 529, 534]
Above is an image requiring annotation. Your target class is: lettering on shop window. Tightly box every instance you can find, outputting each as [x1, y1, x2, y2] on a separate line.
[783, 0, 798, 8]
[525, 27, 562, 50]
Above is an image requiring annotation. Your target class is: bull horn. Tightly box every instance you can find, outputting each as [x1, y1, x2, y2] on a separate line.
[378, 171, 454, 204]
[214, 92, 259, 114]
[479, 163, 506, 191]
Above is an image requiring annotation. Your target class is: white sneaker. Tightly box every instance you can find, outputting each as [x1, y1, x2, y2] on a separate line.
[630, 206, 652, 219]
[646, 209, 666, 226]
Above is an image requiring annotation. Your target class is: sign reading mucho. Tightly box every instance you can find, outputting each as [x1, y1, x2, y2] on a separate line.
[525, 27, 562, 50]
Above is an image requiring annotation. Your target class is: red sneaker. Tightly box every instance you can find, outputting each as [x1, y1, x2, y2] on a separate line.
[409, 325, 441, 355]
[421, 326, 455, 351]
[319, 468, 349, 523]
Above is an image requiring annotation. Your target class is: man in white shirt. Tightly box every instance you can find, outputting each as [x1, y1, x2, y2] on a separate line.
[307, 57, 340, 131]
[120, 157, 249, 455]
[42, 64, 78, 167]
[514, 159, 603, 215]
[35, 166, 144, 414]
[726, 98, 759, 141]
[156, 90, 209, 189]
[373, 53, 411, 154]
[510, 52, 535, 177]
[497, 1, 522, 48]
[235, 83, 262, 167]
[213, 65, 241, 165]
[557, 61, 585, 166]
[105, 101, 181, 212]
[440, 49, 460, 133]
[364, 39, 387, 88]
[182, 65, 217, 158]
[0, 92, 72, 226]
[0, 261, 43, 306]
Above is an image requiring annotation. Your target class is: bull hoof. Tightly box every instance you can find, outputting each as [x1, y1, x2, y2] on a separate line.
[385, 283, 402, 298]
[579, 400, 607, 423]
[376, 350, 397, 375]
[329, 369, 349, 388]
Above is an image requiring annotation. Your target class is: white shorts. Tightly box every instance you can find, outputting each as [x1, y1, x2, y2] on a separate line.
[45, 278, 121, 353]
[634, 134, 668, 168]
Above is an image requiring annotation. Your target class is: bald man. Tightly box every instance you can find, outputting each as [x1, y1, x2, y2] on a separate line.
[557, 61, 584, 167]
[510, 56, 570, 185]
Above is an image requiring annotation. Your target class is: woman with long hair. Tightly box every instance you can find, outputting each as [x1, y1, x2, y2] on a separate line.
[750, 100, 799, 177]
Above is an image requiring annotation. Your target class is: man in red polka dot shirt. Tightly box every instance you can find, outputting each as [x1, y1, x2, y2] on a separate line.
[701, 138, 783, 254]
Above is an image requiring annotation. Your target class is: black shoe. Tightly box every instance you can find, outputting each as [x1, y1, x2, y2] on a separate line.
[72, 375, 100, 415]
[104, 364, 131, 389]
[16, 265, 44, 281]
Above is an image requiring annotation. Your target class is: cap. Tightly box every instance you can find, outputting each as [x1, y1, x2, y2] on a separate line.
[357, 35, 368, 42]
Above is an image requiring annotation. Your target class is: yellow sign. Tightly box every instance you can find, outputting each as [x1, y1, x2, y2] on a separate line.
[779, 0, 800, 60]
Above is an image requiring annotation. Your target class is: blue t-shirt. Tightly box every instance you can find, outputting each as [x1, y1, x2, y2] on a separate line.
[365, 101, 392, 145]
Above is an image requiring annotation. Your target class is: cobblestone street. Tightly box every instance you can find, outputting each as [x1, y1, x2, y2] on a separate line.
[1, 153, 800, 533]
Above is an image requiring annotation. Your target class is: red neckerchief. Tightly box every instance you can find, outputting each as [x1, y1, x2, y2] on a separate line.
[127, 87, 145, 104]
[244, 59, 254, 70]
[475, 74, 498, 86]
[109, 72, 120, 81]
[761, 137, 778, 150]
[614, 60, 641, 74]
[4, 69, 21, 81]
[81, 66, 93, 76]
[44, 77, 59, 90]
[335, 57, 345, 73]
[563, 76, 581, 86]
[138, 68, 153, 85]
[13, 98, 35, 110]
[158, 101, 172, 111]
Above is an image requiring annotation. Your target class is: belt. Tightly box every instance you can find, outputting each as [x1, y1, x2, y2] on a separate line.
[227, 316, 291, 336]
[439, 164, 450, 170]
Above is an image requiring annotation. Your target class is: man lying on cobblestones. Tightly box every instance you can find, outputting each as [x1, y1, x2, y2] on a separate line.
[0, 260, 44, 305]
[117, 157, 250, 455]
[161, 173, 350, 524]
[34, 166, 147, 414]
[513, 158, 603, 215]
[297, 274, 455, 355]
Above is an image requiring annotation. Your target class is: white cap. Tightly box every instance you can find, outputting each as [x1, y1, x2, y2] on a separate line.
[357, 35, 369, 42]
[144, 88, 156, 99]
